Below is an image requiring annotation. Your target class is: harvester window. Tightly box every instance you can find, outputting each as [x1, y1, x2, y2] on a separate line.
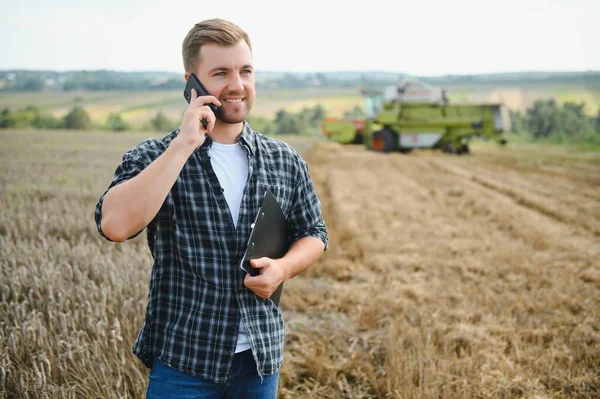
[364, 94, 383, 118]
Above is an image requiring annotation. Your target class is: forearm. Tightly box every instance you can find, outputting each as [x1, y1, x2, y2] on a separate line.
[101, 138, 193, 242]
[279, 236, 325, 281]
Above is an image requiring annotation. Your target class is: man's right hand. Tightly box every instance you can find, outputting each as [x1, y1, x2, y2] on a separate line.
[176, 88, 221, 150]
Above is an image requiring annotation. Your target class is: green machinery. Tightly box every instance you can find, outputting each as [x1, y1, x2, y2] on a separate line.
[321, 78, 510, 154]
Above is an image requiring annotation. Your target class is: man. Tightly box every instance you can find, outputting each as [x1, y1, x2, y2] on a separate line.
[94, 18, 328, 398]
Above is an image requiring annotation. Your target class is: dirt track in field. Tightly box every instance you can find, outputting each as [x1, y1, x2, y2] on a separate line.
[278, 142, 600, 398]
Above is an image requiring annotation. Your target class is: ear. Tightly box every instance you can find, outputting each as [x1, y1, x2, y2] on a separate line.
[184, 73, 189, 81]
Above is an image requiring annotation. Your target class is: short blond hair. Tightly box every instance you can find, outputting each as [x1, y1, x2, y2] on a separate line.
[182, 18, 252, 73]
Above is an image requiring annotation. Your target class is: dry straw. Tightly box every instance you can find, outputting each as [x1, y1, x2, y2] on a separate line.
[1, 130, 598, 398]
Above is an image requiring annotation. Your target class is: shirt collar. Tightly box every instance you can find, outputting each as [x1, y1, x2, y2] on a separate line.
[196, 121, 256, 156]
[237, 121, 256, 155]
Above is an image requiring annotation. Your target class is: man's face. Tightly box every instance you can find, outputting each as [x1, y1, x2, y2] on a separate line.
[189, 40, 255, 124]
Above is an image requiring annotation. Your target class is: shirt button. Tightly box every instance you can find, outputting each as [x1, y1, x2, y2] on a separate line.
[220, 187, 225, 193]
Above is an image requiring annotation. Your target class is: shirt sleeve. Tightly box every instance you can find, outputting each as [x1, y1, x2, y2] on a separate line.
[286, 158, 329, 250]
[94, 144, 152, 242]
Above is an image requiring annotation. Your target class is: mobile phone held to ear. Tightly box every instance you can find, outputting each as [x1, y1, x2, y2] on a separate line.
[183, 73, 218, 128]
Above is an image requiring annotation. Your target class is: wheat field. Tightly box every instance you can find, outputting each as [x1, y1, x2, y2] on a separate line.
[0, 129, 599, 398]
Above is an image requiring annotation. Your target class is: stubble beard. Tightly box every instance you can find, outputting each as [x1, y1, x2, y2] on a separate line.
[215, 95, 253, 124]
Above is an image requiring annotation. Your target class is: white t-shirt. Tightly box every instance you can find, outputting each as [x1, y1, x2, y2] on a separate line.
[208, 141, 251, 353]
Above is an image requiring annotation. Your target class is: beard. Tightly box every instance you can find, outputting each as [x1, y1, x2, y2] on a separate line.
[215, 92, 253, 124]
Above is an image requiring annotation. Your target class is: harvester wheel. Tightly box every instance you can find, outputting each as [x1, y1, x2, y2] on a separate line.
[441, 143, 458, 154]
[459, 144, 470, 154]
[371, 128, 398, 153]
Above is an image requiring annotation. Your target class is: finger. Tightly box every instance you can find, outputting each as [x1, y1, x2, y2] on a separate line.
[250, 257, 271, 269]
[202, 106, 216, 131]
[193, 95, 221, 109]
[206, 109, 216, 132]
[193, 106, 215, 131]
[187, 88, 198, 109]
[245, 276, 272, 296]
[245, 282, 268, 298]
[244, 274, 263, 289]
[244, 276, 273, 299]
[245, 271, 265, 284]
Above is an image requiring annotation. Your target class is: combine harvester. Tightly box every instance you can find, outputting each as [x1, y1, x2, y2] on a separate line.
[321, 78, 510, 154]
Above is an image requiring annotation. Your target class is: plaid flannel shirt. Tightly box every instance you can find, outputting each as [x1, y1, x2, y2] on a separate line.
[95, 122, 328, 382]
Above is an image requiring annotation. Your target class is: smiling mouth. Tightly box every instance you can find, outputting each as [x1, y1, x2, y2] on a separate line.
[223, 98, 244, 103]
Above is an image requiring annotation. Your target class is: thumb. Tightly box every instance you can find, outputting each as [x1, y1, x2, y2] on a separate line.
[249, 257, 269, 268]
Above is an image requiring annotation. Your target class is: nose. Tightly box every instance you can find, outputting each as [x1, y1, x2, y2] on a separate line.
[228, 73, 244, 92]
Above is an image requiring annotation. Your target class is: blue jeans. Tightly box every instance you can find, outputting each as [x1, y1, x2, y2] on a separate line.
[145, 350, 279, 399]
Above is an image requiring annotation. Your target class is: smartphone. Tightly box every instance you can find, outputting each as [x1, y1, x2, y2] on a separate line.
[183, 73, 218, 128]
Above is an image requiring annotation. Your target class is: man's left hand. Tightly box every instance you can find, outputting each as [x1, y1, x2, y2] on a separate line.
[244, 257, 288, 299]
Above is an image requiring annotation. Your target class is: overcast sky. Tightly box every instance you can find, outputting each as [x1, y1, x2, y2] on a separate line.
[1, 0, 598, 76]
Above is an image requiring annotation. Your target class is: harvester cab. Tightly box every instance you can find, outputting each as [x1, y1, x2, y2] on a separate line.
[321, 77, 510, 154]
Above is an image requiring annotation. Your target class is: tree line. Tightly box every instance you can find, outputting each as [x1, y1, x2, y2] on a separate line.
[509, 99, 600, 146]
[0, 105, 132, 131]
[0, 104, 329, 136]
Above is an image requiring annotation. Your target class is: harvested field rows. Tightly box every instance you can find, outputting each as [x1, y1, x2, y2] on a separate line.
[280, 142, 599, 398]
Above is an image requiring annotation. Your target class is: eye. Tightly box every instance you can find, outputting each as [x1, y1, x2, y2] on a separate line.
[242, 69, 253, 75]
[213, 71, 226, 77]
